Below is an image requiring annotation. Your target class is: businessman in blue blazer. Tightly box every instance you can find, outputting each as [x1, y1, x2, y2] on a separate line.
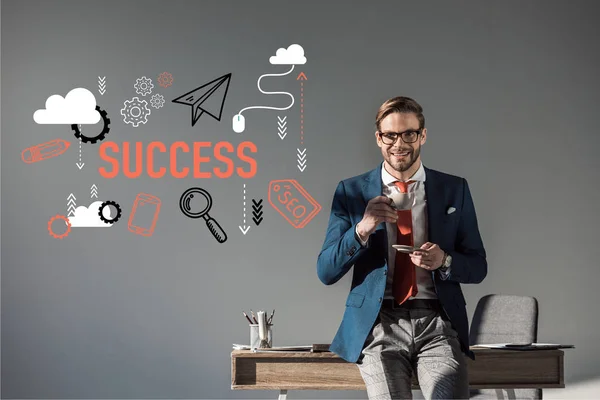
[317, 96, 487, 399]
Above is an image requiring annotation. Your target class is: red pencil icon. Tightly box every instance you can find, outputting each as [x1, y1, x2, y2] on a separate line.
[22, 139, 71, 163]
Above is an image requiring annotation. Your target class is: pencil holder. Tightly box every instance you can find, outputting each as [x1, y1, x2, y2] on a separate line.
[249, 324, 273, 349]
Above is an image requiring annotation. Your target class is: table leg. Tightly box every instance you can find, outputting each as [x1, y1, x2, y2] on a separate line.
[278, 389, 288, 400]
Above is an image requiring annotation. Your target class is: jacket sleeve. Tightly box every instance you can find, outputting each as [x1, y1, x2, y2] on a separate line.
[317, 181, 369, 285]
[445, 178, 487, 284]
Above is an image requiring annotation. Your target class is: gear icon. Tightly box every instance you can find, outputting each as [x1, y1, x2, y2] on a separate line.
[121, 97, 151, 127]
[150, 94, 165, 109]
[134, 76, 154, 96]
[70, 105, 111, 144]
[48, 214, 71, 239]
[157, 72, 173, 88]
[98, 200, 122, 224]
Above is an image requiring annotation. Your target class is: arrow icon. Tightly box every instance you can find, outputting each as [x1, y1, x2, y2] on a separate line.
[67, 193, 76, 217]
[98, 76, 106, 95]
[76, 132, 84, 169]
[296, 72, 307, 81]
[252, 199, 264, 225]
[172, 73, 232, 127]
[278, 115, 288, 139]
[90, 184, 98, 198]
[299, 78, 305, 145]
[238, 183, 251, 235]
[297, 148, 307, 172]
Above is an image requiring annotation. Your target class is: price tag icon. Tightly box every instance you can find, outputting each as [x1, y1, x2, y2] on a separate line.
[268, 179, 321, 228]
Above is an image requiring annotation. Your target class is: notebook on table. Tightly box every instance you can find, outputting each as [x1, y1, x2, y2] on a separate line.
[472, 343, 575, 350]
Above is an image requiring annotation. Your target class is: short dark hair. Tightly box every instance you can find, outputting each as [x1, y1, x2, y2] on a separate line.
[376, 96, 425, 131]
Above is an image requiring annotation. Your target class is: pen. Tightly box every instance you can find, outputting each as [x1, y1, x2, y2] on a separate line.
[242, 311, 254, 325]
[21, 138, 71, 164]
[268, 309, 275, 324]
[250, 309, 258, 324]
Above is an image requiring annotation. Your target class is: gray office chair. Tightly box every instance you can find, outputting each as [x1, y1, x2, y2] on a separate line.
[469, 294, 541, 400]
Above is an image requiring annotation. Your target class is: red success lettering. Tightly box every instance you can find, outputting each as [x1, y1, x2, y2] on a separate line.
[99, 141, 257, 179]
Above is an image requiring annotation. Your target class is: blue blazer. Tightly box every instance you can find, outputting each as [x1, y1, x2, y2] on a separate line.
[317, 163, 487, 363]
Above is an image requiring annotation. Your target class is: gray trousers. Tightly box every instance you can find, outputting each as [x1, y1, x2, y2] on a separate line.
[356, 305, 469, 400]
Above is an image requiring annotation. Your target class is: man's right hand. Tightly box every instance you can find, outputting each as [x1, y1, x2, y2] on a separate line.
[356, 196, 398, 240]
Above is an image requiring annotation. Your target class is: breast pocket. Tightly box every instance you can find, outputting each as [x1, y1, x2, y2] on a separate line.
[345, 292, 365, 308]
[443, 214, 460, 240]
[443, 210, 460, 224]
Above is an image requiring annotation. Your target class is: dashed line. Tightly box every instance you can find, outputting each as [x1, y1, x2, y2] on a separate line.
[300, 82, 304, 145]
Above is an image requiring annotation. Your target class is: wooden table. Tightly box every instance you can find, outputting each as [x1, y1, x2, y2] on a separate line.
[231, 348, 564, 399]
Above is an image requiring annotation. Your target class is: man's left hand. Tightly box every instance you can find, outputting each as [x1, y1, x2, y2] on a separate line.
[410, 242, 444, 270]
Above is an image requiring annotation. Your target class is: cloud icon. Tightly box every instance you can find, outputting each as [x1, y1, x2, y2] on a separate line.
[33, 88, 101, 124]
[69, 201, 113, 228]
[269, 44, 307, 65]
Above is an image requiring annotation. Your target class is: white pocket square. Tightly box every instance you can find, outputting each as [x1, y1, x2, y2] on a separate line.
[446, 207, 456, 214]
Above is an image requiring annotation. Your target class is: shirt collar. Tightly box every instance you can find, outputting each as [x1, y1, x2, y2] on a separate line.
[381, 160, 426, 186]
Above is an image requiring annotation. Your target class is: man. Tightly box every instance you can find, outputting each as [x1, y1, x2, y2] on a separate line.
[316, 96, 487, 399]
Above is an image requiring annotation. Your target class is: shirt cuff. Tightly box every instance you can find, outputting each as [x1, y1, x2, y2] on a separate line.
[438, 265, 451, 280]
[355, 226, 369, 247]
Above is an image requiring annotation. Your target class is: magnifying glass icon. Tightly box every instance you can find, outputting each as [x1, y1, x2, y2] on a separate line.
[179, 187, 227, 243]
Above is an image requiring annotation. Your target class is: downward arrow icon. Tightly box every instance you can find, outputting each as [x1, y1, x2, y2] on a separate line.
[239, 183, 251, 235]
[297, 148, 307, 171]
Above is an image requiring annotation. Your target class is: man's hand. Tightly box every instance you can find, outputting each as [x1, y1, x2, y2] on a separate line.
[356, 196, 397, 240]
[410, 242, 445, 270]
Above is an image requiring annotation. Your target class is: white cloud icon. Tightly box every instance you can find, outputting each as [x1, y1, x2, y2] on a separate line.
[69, 201, 113, 228]
[269, 44, 307, 65]
[33, 88, 101, 124]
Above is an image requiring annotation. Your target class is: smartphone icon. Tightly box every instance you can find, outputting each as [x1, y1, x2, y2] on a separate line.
[128, 193, 161, 236]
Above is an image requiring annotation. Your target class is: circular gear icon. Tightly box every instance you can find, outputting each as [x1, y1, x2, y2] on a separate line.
[134, 76, 154, 96]
[157, 72, 173, 88]
[48, 214, 71, 239]
[98, 200, 122, 224]
[150, 94, 165, 109]
[70, 105, 111, 144]
[121, 97, 151, 127]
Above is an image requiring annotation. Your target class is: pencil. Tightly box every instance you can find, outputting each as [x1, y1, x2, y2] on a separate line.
[250, 309, 258, 324]
[21, 138, 71, 164]
[268, 309, 275, 324]
[242, 312, 253, 324]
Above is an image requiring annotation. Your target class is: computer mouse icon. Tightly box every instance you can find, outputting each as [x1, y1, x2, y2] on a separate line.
[232, 114, 245, 133]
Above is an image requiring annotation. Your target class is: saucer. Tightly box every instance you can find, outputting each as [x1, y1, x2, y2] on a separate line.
[392, 245, 418, 253]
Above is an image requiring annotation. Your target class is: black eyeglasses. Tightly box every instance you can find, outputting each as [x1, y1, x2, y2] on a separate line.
[378, 129, 422, 145]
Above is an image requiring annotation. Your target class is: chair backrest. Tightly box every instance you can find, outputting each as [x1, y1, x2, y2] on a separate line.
[469, 294, 541, 400]
[470, 294, 538, 345]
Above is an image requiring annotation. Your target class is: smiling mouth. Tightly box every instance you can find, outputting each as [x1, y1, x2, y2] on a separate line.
[391, 151, 411, 158]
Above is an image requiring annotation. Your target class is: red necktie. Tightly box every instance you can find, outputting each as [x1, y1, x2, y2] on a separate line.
[392, 180, 417, 304]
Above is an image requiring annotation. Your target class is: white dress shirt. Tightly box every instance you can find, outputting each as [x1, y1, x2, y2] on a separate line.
[356, 160, 451, 300]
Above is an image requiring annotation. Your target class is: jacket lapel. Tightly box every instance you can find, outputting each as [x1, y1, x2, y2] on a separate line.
[424, 166, 446, 246]
[361, 164, 385, 233]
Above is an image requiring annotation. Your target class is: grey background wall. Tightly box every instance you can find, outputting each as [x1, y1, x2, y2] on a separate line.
[2, 0, 599, 398]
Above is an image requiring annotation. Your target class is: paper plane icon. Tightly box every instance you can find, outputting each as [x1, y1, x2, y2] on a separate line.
[172, 73, 232, 126]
